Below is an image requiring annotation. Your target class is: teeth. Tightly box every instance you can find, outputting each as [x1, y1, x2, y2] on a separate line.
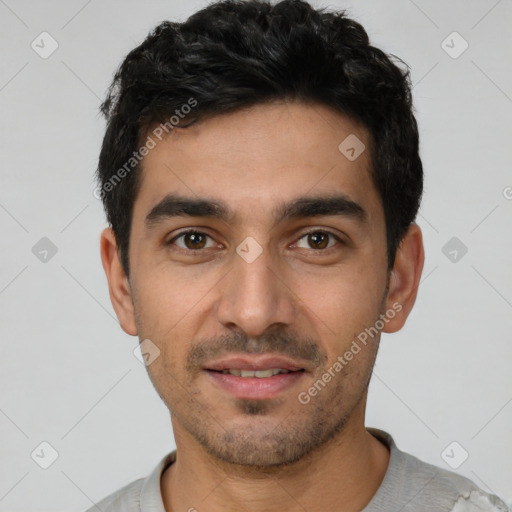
[220, 368, 290, 377]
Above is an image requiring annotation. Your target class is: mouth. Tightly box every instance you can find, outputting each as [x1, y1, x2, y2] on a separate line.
[203, 355, 308, 400]
[209, 368, 302, 377]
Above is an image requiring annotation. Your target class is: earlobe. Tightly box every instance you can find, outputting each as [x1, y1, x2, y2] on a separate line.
[99, 227, 138, 336]
[382, 223, 425, 333]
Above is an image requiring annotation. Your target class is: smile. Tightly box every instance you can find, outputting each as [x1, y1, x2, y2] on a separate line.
[205, 368, 306, 400]
[216, 368, 293, 377]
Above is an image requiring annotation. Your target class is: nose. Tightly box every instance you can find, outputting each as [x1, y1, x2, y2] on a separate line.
[215, 241, 297, 337]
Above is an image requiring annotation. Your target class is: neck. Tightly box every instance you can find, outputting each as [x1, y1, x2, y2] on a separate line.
[161, 405, 390, 512]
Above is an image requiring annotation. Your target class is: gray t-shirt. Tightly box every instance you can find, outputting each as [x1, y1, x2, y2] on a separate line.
[86, 428, 510, 511]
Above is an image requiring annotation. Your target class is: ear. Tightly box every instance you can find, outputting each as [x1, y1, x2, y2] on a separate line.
[100, 227, 138, 336]
[382, 223, 425, 333]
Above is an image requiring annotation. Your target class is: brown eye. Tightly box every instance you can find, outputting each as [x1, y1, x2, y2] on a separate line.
[168, 230, 215, 251]
[295, 230, 340, 251]
[183, 232, 207, 249]
[308, 232, 329, 249]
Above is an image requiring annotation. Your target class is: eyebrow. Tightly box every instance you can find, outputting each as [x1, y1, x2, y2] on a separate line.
[144, 193, 368, 230]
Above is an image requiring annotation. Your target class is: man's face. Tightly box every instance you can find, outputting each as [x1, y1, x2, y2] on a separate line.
[126, 101, 391, 466]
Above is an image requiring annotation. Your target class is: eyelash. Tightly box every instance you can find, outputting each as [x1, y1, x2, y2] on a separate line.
[166, 228, 344, 254]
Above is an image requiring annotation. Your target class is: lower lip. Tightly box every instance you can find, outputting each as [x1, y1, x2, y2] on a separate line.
[205, 370, 305, 400]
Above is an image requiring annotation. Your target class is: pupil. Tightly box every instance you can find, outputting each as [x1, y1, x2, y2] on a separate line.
[309, 232, 327, 249]
[186, 232, 206, 249]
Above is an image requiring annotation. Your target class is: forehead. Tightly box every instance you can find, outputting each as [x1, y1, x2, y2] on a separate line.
[133, 101, 382, 229]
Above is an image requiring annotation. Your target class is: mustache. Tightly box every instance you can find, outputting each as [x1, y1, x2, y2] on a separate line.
[186, 329, 327, 373]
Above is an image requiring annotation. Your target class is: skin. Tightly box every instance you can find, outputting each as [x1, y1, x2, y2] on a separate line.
[100, 100, 424, 512]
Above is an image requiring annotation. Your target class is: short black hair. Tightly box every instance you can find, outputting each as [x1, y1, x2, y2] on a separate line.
[96, 0, 423, 279]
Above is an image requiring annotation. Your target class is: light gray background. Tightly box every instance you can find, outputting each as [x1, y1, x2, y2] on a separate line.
[1, 0, 511, 510]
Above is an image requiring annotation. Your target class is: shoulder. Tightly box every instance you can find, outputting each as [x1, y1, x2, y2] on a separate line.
[83, 477, 145, 512]
[420, 460, 511, 512]
[366, 428, 511, 512]
[82, 450, 176, 512]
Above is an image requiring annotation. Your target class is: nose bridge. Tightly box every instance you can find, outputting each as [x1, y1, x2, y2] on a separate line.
[216, 238, 295, 335]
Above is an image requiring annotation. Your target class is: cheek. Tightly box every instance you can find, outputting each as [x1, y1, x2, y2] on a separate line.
[134, 264, 204, 328]
[297, 264, 382, 326]
[132, 276, 192, 373]
[293, 266, 384, 369]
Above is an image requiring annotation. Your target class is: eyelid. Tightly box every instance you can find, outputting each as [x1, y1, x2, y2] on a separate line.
[166, 228, 220, 250]
[292, 228, 345, 250]
[296, 227, 345, 239]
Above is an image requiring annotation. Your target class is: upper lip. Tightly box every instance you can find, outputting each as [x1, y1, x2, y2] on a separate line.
[204, 355, 307, 372]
